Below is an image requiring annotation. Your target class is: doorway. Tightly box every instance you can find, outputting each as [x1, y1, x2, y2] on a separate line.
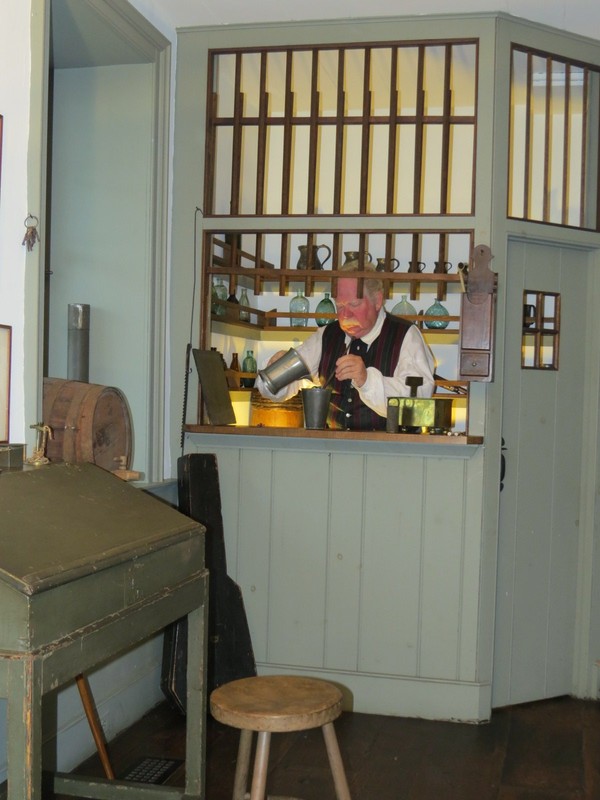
[493, 238, 593, 707]
[44, 0, 170, 481]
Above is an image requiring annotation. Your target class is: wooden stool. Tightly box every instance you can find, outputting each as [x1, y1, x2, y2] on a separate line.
[210, 675, 352, 800]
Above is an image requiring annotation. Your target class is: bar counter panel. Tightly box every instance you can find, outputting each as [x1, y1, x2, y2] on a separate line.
[185, 429, 491, 722]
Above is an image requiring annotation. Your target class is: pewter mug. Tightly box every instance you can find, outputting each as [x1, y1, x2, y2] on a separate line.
[296, 244, 332, 270]
[408, 260, 426, 273]
[434, 261, 453, 273]
[376, 257, 400, 272]
[258, 348, 311, 393]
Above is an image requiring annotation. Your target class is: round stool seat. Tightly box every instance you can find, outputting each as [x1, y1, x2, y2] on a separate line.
[210, 676, 352, 799]
[210, 675, 343, 733]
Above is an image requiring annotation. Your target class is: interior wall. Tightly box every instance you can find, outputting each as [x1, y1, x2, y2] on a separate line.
[48, 62, 154, 476]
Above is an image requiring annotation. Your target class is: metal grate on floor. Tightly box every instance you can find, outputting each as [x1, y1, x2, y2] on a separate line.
[121, 756, 183, 785]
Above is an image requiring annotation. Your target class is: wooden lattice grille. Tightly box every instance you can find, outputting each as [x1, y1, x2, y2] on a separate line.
[509, 46, 600, 231]
[205, 41, 478, 217]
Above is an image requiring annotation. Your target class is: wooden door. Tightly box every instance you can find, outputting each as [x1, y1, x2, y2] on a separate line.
[493, 239, 589, 707]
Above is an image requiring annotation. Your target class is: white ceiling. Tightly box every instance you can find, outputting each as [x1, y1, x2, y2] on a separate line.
[51, 0, 600, 72]
[129, 0, 599, 43]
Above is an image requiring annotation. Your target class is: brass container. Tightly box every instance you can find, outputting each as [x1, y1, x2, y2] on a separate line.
[387, 397, 453, 433]
[250, 391, 304, 428]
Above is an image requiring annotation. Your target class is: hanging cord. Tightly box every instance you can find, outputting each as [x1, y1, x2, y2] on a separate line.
[181, 207, 203, 453]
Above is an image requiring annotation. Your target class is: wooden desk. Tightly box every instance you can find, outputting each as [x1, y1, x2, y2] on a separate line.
[0, 463, 207, 800]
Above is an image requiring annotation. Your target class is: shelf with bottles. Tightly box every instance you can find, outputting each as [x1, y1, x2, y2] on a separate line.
[210, 300, 461, 339]
[206, 230, 472, 303]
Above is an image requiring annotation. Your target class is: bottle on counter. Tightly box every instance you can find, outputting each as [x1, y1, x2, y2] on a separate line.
[241, 349, 257, 388]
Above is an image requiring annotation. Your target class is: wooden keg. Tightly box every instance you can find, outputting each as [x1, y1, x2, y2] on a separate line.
[43, 377, 133, 471]
[250, 390, 303, 428]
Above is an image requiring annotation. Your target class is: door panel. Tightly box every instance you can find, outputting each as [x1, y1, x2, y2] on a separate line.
[494, 240, 588, 707]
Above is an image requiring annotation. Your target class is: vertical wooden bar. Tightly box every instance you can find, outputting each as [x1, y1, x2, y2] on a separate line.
[333, 50, 345, 215]
[524, 51, 533, 220]
[230, 53, 244, 216]
[281, 51, 294, 215]
[306, 232, 315, 297]
[254, 233, 263, 295]
[204, 54, 218, 216]
[359, 47, 372, 215]
[279, 233, 289, 296]
[409, 232, 420, 301]
[307, 50, 320, 214]
[413, 47, 426, 214]
[255, 52, 268, 215]
[331, 231, 341, 298]
[561, 63, 571, 226]
[579, 68, 589, 229]
[439, 45, 452, 215]
[436, 233, 447, 301]
[542, 57, 552, 222]
[386, 47, 399, 215]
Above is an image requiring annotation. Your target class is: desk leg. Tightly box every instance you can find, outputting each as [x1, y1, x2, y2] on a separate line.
[7, 657, 43, 800]
[185, 578, 208, 798]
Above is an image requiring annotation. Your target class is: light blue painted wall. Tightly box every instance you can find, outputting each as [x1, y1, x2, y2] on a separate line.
[47, 63, 155, 476]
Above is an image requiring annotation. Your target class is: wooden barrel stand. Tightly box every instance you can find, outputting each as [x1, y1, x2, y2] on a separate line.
[43, 377, 133, 471]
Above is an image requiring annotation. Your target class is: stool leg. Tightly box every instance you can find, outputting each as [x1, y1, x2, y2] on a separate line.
[250, 730, 271, 800]
[322, 722, 352, 800]
[233, 729, 253, 800]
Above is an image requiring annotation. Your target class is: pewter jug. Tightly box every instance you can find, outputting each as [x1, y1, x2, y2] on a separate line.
[296, 244, 332, 270]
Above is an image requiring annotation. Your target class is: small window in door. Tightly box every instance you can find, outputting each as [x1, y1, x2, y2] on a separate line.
[521, 290, 560, 369]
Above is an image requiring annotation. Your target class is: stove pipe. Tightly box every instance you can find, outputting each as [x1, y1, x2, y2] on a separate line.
[67, 303, 90, 383]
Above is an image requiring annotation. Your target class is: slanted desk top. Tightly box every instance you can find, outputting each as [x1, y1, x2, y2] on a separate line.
[0, 463, 208, 799]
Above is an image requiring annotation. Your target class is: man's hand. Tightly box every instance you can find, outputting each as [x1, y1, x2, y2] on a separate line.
[335, 354, 367, 387]
[267, 350, 287, 366]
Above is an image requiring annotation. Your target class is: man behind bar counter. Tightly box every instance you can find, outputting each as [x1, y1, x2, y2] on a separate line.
[255, 261, 435, 431]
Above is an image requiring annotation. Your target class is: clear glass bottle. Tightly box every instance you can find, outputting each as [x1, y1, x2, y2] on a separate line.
[424, 298, 449, 329]
[241, 349, 257, 388]
[391, 294, 417, 317]
[239, 288, 251, 322]
[212, 278, 227, 316]
[290, 290, 309, 327]
[315, 292, 336, 326]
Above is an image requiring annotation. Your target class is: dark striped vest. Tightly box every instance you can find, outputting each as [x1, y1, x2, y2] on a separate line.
[319, 314, 411, 430]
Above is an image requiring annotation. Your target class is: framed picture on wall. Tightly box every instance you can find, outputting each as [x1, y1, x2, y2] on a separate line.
[0, 325, 11, 443]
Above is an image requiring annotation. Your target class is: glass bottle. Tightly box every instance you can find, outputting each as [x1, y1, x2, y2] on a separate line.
[229, 352, 240, 371]
[315, 292, 336, 326]
[212, 278, 227, 316]
[391, 294, 417, 317]
[239, 288, 251, 322]
[241, 349, 257, 388]
[290, 290, 309, 327]
[424, 298, 449, 329]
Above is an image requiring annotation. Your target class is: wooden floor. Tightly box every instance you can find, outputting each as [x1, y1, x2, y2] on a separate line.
[66, 694, 600, 799]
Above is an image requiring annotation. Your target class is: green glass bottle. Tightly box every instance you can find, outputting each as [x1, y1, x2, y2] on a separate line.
[241, 349, 257, 388]
[315, 292, 336, 326]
